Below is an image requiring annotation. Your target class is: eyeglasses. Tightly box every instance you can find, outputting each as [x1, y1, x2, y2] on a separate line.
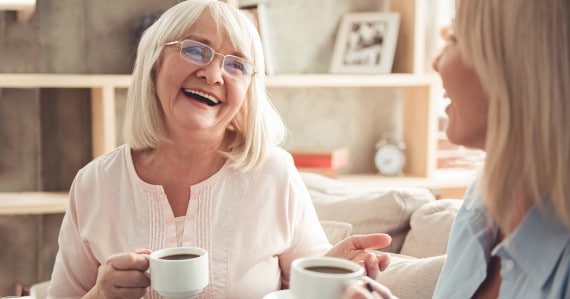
[165, 39, 256, 78]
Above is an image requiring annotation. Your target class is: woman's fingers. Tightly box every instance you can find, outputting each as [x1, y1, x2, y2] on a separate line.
[362, 277, 399, 299]
[349, 234, 392, 251]
[344, 277, 399, 299]
[109, 252, 149, 272]
[95, 252, 151, 299]
[376, 252, 390, 271]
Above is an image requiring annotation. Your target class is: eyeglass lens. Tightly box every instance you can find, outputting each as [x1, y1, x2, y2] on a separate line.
[180, 40, 254, 77]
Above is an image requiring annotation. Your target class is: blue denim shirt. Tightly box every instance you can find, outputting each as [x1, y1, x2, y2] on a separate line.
[433, 179, 570, 299]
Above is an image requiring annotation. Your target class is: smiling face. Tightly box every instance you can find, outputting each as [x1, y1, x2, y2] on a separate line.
[155, 9, 251, 142]
[432, 33, 489, 150]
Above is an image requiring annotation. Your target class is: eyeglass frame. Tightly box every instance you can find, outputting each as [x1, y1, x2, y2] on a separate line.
[164, 39, 257, 78]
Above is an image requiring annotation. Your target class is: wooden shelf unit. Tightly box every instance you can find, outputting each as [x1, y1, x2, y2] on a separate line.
[266, 73, 439, 178]
[0, 0, 450, 213]
[0, 73, 131, 158]
[0, 72, 438, 177]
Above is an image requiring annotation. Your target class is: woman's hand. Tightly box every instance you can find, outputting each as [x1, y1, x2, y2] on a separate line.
[85, 249, 151, 299]
[325, 233, 391, 279]
[344, 276, 399, 299]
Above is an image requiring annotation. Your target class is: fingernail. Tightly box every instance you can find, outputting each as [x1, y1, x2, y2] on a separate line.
[366, 282, 374, 292]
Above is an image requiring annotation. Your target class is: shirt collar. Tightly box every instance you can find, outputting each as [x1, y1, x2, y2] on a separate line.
[493, 202, 570, 288]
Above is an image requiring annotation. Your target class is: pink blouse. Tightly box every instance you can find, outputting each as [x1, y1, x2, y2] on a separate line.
[47, 144, 331, 299]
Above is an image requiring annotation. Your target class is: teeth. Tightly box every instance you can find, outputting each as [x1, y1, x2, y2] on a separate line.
[183, 89, 220, 104]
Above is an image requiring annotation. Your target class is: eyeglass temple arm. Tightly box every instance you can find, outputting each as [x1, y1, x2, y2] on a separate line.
[165, 41, 181, 47]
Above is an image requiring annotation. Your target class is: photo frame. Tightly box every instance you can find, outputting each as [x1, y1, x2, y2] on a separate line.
[239, 0, 275, 74]
[330, 12, 400, 74]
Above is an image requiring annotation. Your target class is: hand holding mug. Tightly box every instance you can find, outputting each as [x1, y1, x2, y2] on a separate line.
[86, 250, 151, 299]
[344, 276, 399, 299]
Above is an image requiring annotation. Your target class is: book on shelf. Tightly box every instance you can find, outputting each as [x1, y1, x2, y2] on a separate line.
[289, 147, 350, 169]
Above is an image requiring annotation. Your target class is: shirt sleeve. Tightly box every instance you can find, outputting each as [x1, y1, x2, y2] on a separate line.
[47, 168, 101, 299]
[277, 158, 332, 287]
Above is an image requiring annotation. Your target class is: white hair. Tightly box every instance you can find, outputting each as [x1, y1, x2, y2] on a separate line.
[123, 0, 286, 171]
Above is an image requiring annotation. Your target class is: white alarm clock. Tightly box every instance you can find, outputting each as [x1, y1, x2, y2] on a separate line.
[374, 139, 406, 176]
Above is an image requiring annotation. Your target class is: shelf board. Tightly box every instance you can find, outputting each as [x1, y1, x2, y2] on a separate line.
[265, 73, 439, 88]
[337, 168, 478, 197]
[0, 73, 131, 89]
[0, 73, 437, 89]
[0, 192, 68, 215]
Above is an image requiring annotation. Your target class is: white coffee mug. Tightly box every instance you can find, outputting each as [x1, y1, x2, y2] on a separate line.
[148, 247, 209, 298]
[290, 257, 364, 299]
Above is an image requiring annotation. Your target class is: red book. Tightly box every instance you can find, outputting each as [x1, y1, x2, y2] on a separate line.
[289, 147, 350, 169]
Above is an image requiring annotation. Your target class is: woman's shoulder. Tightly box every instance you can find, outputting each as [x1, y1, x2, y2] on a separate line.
[74, 144, 131, 180]
[259, 145, 295, 170]
[267, 145, 293, 160]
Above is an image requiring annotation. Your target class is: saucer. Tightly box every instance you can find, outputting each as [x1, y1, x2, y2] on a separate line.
[262, 289, 295, 299]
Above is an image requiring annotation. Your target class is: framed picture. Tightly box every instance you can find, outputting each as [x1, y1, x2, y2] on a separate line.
[330, 12, 400, 74]
[239, 0, 275, 74]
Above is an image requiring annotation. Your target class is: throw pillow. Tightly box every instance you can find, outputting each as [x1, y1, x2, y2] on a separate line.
[300, 172, 436, 253]
[377, 253, 446, 299]
[319, 220, 353, 245]
[400, 199, 462, 258]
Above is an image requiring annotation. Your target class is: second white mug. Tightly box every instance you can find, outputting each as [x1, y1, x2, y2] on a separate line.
[290, 256, 364, 299]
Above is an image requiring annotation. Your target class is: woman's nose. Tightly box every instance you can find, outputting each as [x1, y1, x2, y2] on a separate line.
[432, 52, 441, 72]
[198, 56, 224, 84]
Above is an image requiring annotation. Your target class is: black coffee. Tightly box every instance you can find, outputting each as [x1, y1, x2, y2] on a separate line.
[160, 253, 200, 260]
[305, 266, 354, 274]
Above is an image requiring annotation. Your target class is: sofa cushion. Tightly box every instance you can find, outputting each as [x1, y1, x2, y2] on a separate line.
[300, 172, 436, 253]
[400, 199, 462, 258]
[319, 220, 353, 244]
[377, 253, 446, 299]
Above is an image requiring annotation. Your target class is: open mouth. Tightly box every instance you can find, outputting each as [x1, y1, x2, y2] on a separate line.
[182, 88, 220, 107]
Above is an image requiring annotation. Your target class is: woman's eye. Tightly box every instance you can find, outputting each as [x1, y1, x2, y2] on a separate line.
[184, 47, 208, 60]
[227, 61, 246, 72]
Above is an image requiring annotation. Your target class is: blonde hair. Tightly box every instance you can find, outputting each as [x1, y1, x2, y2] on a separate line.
[123, 0, 286, 171]
[454, 0, 570, 229]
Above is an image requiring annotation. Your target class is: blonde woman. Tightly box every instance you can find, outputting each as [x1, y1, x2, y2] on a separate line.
[346, 0, 570, 298]
[432, 0, 570, 297]
[47, 1, 391, 298]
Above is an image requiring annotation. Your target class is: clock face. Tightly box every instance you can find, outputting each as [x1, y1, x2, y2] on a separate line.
[374, 143, 405, 176]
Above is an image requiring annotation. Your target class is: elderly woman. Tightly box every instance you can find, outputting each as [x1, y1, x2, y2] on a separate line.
[47, 1, 391, 298]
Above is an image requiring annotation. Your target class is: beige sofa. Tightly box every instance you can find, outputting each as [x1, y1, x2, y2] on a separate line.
[301, 172, 463, 299]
